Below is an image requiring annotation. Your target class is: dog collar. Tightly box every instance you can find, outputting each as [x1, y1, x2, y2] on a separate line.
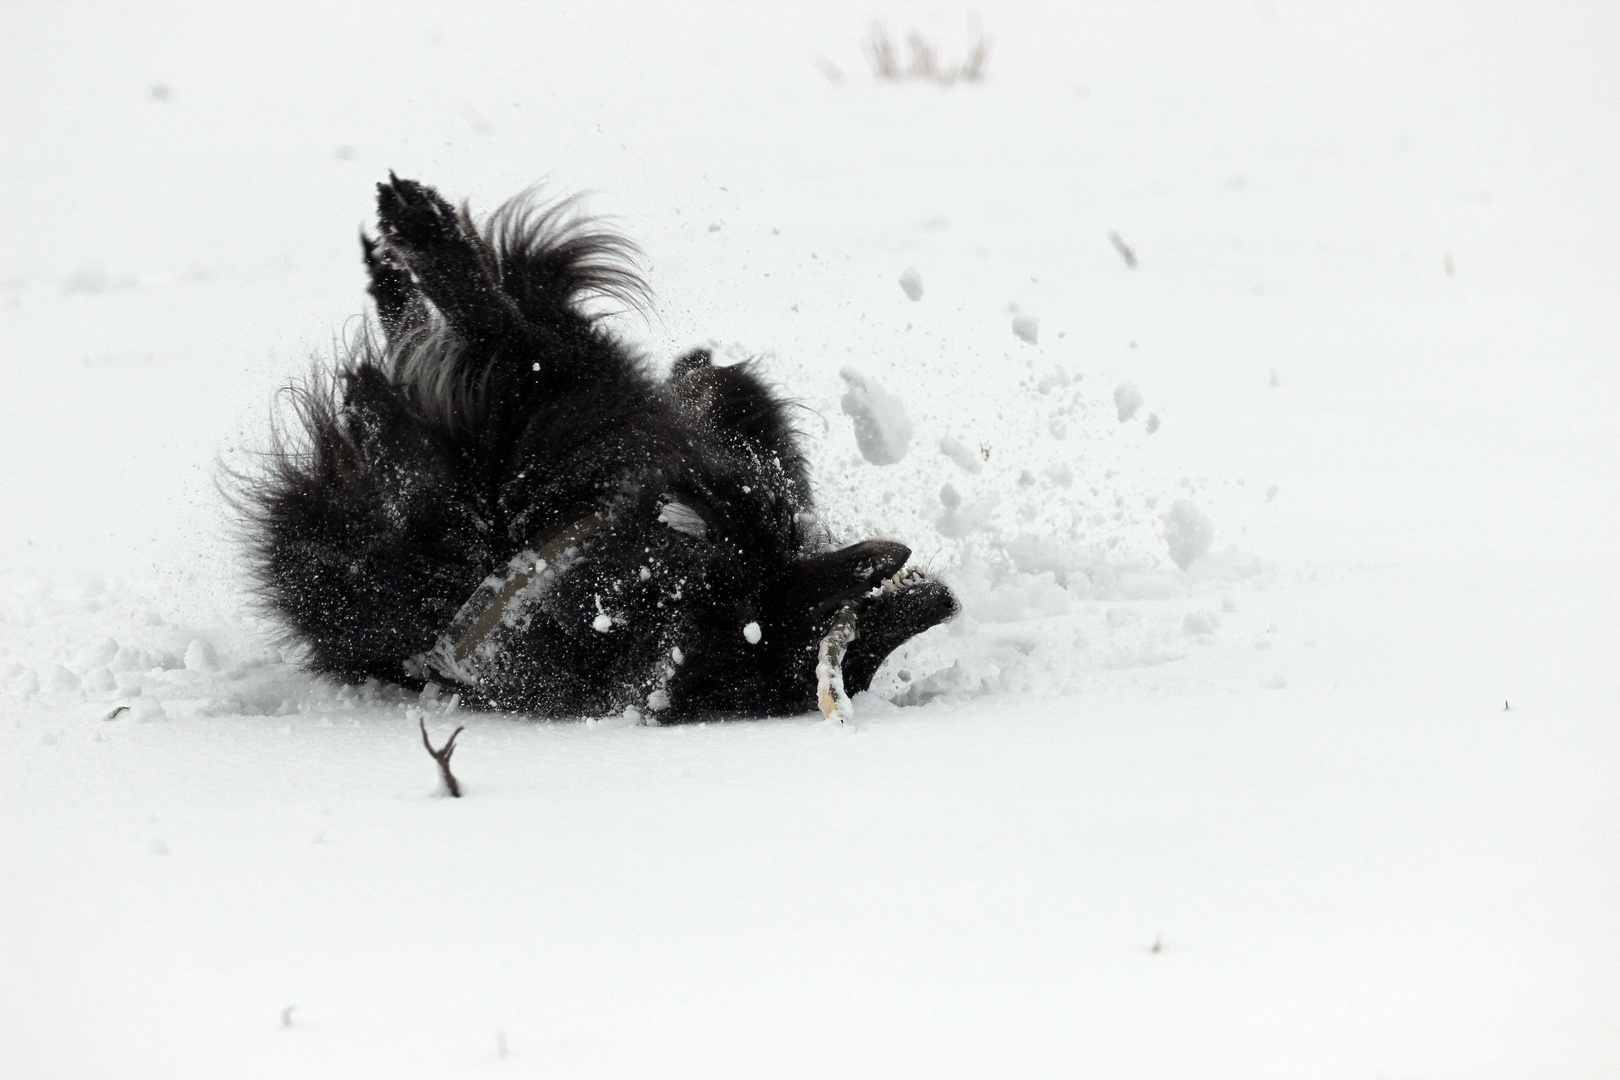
[423, 513, 609, 685]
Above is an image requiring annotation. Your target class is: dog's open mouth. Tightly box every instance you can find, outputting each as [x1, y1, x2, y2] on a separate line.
[817, 566, 932, 722]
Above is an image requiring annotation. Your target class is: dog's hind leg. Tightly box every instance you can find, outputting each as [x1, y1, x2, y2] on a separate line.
[669, 350, 811, 502]
[374, 174, 530, 354]
[360, 231, 427, 343]
[251, 363, 492, 683]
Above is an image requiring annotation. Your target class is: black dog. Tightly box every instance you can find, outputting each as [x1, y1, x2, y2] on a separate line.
[237, 176, 957, 721]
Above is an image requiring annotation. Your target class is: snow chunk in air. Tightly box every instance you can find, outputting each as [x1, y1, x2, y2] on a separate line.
[1012, 315, 1039, 344]
[1162, 499, 1214, 570]
[839, 368, 912, 465]
[743, 622, 762, 644]
[1114, 382, 1143, 422]
[899, 267, 923, 300]
[938, 434, 983, 474]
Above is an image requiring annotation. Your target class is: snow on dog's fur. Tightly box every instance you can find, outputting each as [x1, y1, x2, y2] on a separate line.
[234, 176, 957, 721]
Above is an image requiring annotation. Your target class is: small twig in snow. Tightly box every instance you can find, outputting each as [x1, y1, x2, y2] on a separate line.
[420, 713, 466, 797]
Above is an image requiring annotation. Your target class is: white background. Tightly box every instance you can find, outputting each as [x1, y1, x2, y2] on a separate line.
[2, 3, 1616, 1077]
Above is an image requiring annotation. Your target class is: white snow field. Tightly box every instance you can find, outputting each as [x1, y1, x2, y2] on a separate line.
[3, 3, 1618, 1077]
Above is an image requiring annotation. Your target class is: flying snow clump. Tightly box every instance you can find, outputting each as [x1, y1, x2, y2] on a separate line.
[938, 434, 983, 474]
[1162, 499, 1214, 570]
[839, 368, 913, 465]
[1114, 382, 1144, 422]
[899, 267, 923, 300]
[1012, 315, 1039, 344]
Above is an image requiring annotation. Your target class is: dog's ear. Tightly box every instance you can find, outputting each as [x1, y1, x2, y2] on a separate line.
[669, 355, 812, 505]
[670, 348, 712, 379]
[781, 540, 911, 619]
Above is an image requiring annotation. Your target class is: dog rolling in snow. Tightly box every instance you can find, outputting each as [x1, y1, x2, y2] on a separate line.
[237, 175, 957, 721]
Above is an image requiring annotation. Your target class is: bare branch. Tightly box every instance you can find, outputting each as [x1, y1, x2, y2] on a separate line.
[419, 713, 465, 797]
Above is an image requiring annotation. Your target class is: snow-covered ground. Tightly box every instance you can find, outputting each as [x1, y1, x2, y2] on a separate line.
[3, 3, 1617, 1076]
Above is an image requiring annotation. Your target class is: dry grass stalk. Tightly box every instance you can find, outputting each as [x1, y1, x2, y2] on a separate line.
[866, 22, 900, 78]
[864, 22, 989, 85]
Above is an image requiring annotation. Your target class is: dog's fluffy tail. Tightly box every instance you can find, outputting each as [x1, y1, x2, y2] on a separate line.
[481, 191, 650, 325]
[225, 348, 493, 683]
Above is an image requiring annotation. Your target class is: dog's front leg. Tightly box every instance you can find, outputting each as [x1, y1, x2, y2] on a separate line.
[374, 174, 528, 354]
[360, 231, 427, 343]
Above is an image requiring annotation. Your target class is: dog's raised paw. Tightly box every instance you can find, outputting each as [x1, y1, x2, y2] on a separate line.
[360, 230, 410, 278]
[375, 174, 460, 252]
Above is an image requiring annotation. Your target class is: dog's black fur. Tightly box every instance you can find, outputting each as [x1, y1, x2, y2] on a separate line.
[236, 177, 956, 721]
